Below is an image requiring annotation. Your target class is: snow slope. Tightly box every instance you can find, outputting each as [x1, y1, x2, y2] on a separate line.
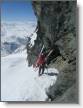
[1, 50, 58, 101]
[1, 21, 58, 101]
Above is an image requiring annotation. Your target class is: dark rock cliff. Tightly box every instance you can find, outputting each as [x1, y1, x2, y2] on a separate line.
[27, 0, 78, 103]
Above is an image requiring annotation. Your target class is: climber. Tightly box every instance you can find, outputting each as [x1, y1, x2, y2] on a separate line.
[33, 44, 63, 76]
[35, 52, 46, 76]
[33, 45, 57, 76]
[33, 47, 53, 76]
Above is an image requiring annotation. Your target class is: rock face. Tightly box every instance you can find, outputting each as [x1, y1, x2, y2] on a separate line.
[27, 1, 78, 103]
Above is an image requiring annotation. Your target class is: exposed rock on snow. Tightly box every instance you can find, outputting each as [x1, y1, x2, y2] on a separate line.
[26, 1, 78, 103]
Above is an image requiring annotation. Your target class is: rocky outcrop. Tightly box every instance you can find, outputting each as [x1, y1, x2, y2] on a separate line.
[27, 1, 78, 103]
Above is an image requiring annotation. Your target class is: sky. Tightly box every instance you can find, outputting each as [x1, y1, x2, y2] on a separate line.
[1, 1, 36, 22]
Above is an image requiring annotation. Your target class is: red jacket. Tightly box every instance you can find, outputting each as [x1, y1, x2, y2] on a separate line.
[34, 54, 45, 67]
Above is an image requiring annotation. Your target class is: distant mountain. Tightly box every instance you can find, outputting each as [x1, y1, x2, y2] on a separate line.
[1, 21, 37, 56]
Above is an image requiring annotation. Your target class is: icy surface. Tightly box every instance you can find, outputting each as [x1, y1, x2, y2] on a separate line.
[1, 50, 58, 101]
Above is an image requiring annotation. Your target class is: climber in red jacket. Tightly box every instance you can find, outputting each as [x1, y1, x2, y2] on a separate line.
[34, 53, 46, 76]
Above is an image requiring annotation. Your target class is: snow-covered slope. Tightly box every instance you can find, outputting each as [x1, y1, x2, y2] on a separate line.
[1, 50, 58, 101]
[1, 21, 37, 56]
[1, 21, 58, 101]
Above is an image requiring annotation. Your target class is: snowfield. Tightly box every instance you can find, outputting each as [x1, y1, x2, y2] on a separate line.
[1, 50, 58, 101]
[1, 21, 58, 101]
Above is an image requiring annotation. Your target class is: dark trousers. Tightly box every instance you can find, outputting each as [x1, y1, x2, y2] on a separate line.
[39, 64, 45, 76]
